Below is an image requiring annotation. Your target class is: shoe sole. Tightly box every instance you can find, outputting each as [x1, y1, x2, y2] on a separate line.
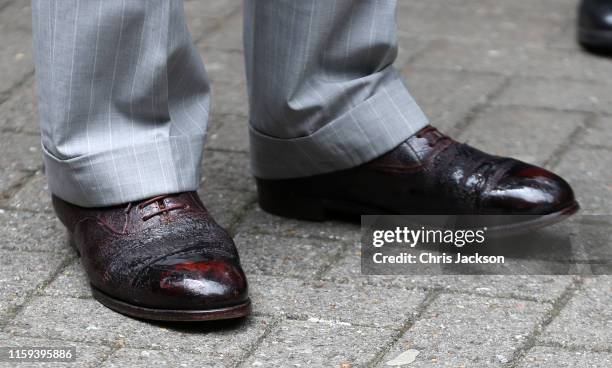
[91, 285, 252, 322]
[578, 28, 612, 53]
[475, 201, 580, 237]
[256, 180, 580, 236]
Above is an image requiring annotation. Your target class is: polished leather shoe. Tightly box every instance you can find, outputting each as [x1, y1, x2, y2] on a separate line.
[578, 0, 612, 52]
[52, 192, 250, 321]
[256, 126, 579, 233]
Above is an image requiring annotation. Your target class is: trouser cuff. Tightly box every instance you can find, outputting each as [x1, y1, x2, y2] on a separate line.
[249, 78, 429, 179]
[42, 135, 204, 207]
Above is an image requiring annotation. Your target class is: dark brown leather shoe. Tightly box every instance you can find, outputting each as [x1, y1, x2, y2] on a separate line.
[578, 0, 612, 53]
[256, 126, 579, 233]
[52, 192, 251, 321]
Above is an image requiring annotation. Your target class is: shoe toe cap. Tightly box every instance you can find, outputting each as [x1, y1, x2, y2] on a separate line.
[133, 252, 249, 310]
[482, 162, 577, 215]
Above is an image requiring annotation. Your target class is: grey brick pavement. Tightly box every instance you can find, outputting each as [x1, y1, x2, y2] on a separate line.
[0, 0, 610, 367]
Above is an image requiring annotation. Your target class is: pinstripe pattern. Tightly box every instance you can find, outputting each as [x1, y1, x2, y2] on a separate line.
[244, 0, 428, 179]
[33, 0, 428, 206]
[33, 0, 209, 207]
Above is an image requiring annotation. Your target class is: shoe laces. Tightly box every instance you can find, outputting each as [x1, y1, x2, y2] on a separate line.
[415, 126, 451, 148]
[125, 194, 187, 221]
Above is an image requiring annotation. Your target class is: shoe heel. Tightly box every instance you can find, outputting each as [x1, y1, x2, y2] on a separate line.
[256, 178, 326, 221]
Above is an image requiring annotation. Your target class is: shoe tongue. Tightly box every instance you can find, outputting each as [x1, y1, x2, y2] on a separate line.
[160, 193, 199, 210]
[418, 126, 445, 141]
[138, 193, 192, 210]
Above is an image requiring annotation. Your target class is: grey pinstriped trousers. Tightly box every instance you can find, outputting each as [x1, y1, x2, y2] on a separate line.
[33, 0, 428, 207]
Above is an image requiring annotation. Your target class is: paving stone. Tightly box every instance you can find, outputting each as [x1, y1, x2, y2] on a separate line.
[0, 250, 67, 322]
[121, 316, 269, 361]
[322, 242, 575, 303]
[245, 319, 396, 367]
[200, 49, 246, 85]
[553, 146, 612, 214]
[413, 39, 612, 81]
[0, 209, 67, 253]
[235, 206, 360, 244]
[540, 276, 612, 351]
[185, 0, 241, 19]
[200, 149, 253, 192]
[541, 0, 580, 50]
[379, 293, 551, 367]
[0, 332, 111, 368]
[547, 17, 582, 50]
[403, 67, 505, 132]
[233, 233, 346, 278]
[209, 80, 249, 117]
[396, 35, 430, 68]
[7, 296, 134, 344]
[579, 116, 612, 147]
[320, 241, 384, 281]
[428, 0, 576, 18]
[197, 186, 255, 230]
[438, 275, 575, 303]
[0, 78, 39, 133]
[206, 114, 249, 153]
[6, 171, 52, 212]
[0, 170, 28, 198]
[185, 0, 241, 43]
[42, 258, 90, 299]
[397, 0, 568, 45]
[0, 132, 41, 170]
[199, 13, 243, 52]
[458, 106, 585, 165]
[101, 348, 223, 368]
[0, 133, 42, 171]
[0, 0, 33, 35]
[493, 78, 612, 114]
[250, 275, 426, 329]
[568, 222, 612, 275]
[518, 346, 612, 367]
[0, 132, 42, 193]
[0, 0, 34, 96]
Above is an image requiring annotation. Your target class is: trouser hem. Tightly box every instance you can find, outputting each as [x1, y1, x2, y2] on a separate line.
[249, 78, 429, 179]
[42, 135, 205, 207]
